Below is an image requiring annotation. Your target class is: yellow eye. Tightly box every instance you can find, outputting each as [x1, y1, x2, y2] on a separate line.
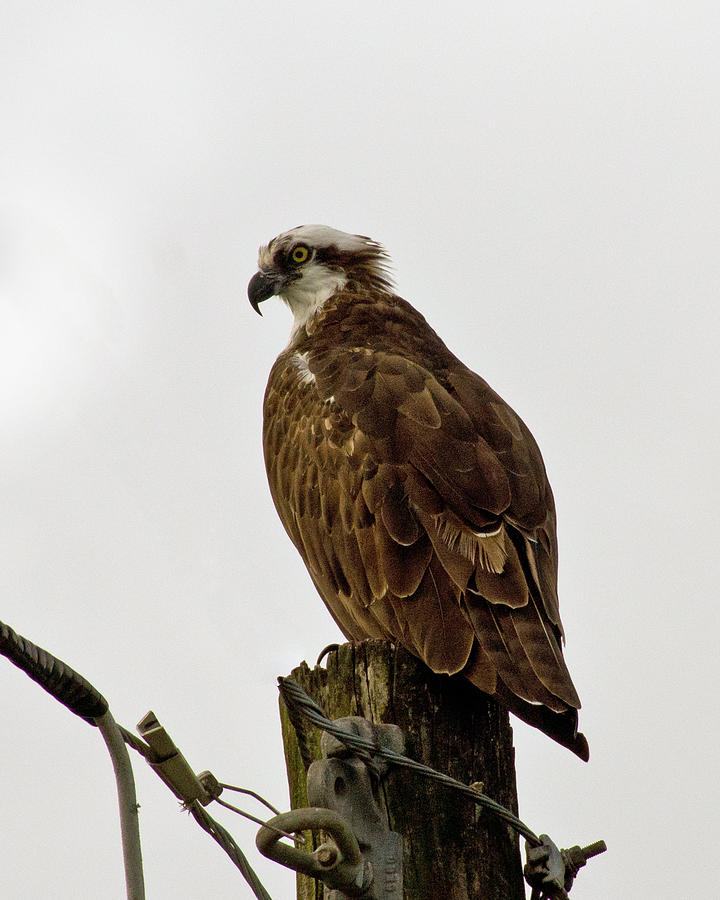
[291, 245, 309, 264]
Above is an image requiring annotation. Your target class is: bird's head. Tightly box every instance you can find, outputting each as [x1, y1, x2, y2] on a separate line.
[248, 225, 392, 331]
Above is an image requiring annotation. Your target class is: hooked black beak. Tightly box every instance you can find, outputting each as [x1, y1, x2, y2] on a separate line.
[248, 271, 284, 315]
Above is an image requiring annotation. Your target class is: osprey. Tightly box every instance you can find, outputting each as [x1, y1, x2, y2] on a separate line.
[249, 225, 588, 760]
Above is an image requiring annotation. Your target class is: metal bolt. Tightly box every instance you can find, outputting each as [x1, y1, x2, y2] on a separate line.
[580, 840, 607, 861]
[316, 844, 338, 867]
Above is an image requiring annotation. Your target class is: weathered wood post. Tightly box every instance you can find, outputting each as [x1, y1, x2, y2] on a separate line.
[279, 640, 526, 900]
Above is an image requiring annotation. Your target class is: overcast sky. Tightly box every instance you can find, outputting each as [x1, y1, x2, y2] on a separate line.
[2, 3, 718, 898]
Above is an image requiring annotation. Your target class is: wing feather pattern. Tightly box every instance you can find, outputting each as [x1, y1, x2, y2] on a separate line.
[262, 291, 587, 759]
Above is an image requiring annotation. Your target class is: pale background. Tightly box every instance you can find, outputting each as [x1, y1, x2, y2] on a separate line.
[2, 3, 718, 898]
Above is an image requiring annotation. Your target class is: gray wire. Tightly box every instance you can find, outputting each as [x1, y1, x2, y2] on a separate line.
[95, 711, 146, 900]
[118, 725, 153, 760]
[217, 784, 281, 817]
[188, 802, 273, 900]
[278, 675, 542, 847]
[117, 727, 275, 898]
[215, 797, 306, 844]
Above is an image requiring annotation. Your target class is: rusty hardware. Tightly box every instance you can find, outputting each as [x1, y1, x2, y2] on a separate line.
[525, 833, 607, 899]
[256, 806, 370, 895]
[256, 716, 404, 899]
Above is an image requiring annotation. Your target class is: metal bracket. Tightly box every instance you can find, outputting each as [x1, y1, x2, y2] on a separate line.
[307, 717, 404, 900]
[256, 716, 404, 899]
[257, 806, 370, 895]
[524, 834, 607, 899]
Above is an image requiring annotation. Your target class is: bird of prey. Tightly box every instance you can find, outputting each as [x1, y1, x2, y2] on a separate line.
[249, 225, 588, 760]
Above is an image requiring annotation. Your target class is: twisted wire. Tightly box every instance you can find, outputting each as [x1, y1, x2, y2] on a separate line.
[0, 619, 108, 723]
[280, 689, 315, 772]
[278, 675, 542, 847]
[187, 802, 273, 900]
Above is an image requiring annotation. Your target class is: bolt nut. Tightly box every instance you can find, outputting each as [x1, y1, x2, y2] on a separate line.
[316, 844, 338, 867]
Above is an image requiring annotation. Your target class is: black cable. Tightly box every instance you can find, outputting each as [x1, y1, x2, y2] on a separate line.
[0, 619, 108, 723]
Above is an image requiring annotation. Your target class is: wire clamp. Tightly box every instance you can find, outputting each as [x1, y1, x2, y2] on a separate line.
[524, 833, 607, 899]
[136, 711, 220, 807]
[257, 716, 404, 898]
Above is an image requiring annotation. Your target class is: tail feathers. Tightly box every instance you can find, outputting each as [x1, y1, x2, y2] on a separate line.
[495, 682, 590, 761]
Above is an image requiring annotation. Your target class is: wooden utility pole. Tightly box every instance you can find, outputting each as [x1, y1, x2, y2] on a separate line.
[279, 640, 525, 900]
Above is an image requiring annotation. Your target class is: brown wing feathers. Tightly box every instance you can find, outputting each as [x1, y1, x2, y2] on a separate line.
[263, 292, 587, 759]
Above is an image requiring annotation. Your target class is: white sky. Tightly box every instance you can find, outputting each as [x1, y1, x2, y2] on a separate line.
[1, 3, 718, 898]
